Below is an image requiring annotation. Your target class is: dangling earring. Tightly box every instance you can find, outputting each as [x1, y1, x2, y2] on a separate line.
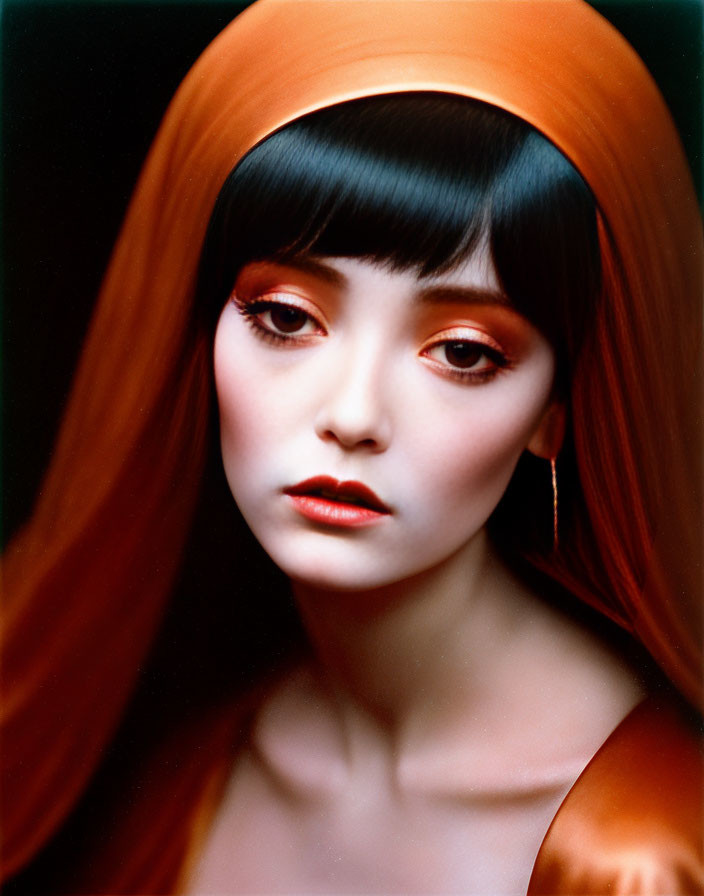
[551, 457, 559, 550]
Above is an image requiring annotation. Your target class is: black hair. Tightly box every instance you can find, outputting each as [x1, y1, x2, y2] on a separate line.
[198, 92, 600, 385]
[197, 91, 601, 558]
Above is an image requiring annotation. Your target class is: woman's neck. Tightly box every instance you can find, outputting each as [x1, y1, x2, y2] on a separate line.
[290, 529, 540, 754]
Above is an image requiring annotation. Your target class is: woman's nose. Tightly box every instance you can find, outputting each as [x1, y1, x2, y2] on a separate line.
[313, 340, 392, 453]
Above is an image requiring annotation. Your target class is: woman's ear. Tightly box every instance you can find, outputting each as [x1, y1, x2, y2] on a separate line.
[527, 400, 566, 459]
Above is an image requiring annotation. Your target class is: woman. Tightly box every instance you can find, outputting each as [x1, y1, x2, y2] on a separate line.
[2, 1, 702, 894]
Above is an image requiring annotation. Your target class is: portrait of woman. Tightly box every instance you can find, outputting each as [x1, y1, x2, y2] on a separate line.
[2, 1, 702, 894]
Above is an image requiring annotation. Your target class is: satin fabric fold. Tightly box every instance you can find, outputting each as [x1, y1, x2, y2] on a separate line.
[528, 696, 703, 895]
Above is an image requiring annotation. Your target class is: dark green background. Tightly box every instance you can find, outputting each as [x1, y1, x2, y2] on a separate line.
[2, 0, 702, 546]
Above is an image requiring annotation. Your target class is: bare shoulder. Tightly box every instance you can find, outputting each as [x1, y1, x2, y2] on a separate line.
[528, 694, 704, 895]
[468, 573, 649, 787]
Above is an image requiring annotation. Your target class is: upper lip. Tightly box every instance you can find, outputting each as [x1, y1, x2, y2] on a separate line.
[284, 476, 391, 513]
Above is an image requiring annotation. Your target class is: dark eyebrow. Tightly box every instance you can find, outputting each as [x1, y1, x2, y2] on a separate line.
[273, 257, 510, 307]
[275, 256, 347, 287]
[415, 284, 511, 307]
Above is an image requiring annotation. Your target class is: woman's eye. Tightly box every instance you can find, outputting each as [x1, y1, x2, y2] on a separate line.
[233, 293, 326, 342]
[423, 338, 508, 380]
[437, 341, 486, 369]
[260, 303, 318, 335]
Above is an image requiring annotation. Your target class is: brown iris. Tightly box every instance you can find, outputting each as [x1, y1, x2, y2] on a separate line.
[270, 305, 309, 333]
[444, 342, 483, 368]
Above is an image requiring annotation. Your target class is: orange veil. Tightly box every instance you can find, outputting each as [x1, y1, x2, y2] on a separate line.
[2, 0, 702, 890]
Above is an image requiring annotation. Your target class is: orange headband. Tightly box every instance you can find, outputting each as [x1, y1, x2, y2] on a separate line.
[139, 0, 700, 297]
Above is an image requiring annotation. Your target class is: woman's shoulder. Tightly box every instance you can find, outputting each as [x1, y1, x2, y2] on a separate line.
[528, 693, 703, 895]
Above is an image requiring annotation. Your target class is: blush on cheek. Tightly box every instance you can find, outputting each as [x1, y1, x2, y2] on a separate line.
[418, 390, 550, 525]
[456, 437, 523, 506]
[217, 382, 253, 453]
[214, 319, 264, 456]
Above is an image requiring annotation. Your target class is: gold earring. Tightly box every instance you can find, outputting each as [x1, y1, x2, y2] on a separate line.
[551, 457, 559, 550]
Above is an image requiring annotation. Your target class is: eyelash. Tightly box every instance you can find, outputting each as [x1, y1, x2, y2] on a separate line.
[232, 293, 510, 383]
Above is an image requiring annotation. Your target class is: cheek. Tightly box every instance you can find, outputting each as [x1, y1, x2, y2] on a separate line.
[213, 311, 277, 475]
[406, 369, 553, 513]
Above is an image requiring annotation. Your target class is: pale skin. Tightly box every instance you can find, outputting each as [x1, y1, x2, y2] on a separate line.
[186, 252, 644, 895]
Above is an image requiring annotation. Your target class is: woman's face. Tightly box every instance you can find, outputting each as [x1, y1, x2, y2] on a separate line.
[214, 251, 558, 591]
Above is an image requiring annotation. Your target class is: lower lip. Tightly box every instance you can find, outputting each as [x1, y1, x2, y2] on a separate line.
[286, 495, 389, 528]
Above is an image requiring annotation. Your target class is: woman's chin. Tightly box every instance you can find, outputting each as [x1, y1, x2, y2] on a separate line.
[257, 535, 479, 597]
[241, 508, 492, 596]
[257, 542, 415, 594]
[282, 560, 410, 594]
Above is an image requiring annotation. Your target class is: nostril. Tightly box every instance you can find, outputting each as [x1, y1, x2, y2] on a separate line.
[318, 424, 387, 452]
[320, 429, 378, 449]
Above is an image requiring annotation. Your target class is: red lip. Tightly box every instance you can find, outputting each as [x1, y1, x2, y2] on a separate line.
[284, 476, 390, 527]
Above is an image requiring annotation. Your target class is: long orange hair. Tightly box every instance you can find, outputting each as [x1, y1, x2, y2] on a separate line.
[3, 1, 701, 891]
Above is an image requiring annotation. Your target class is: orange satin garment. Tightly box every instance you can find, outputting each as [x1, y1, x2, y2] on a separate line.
[527, 696, 703, 894]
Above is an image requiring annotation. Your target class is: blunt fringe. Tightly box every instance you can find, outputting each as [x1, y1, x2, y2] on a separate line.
[198, 93, 600, 384]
